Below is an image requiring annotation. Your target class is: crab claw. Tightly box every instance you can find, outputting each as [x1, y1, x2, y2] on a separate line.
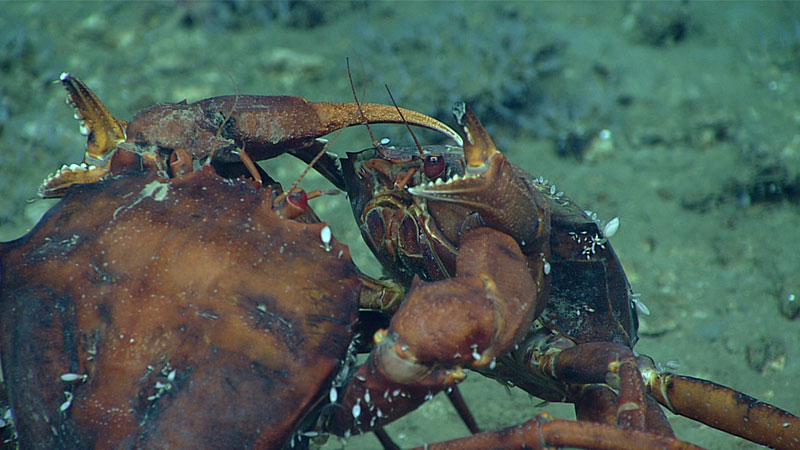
[39, 73, 126, 198]
[407, 102, 549, 252]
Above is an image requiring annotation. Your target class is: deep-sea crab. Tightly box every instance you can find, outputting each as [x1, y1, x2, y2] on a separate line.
[317, 103, 800, 449]
[0, 74, 797, 449]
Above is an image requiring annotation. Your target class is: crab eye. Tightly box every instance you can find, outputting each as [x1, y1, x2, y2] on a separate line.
[423, 154, 445, 179]
[286, 189, 308, 212]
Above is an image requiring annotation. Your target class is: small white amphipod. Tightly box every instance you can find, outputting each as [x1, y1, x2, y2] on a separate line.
[59, 391, 74, 412]
[60, 373, 87, 383]
[631, 293, 650, 315]
[320, 225, 332, 251]
[603, 217, 620, 238]
[329, 387, 338, 403]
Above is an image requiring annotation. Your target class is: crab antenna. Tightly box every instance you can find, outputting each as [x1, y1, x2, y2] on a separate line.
[215, 71, 240, 141]
[385, 84, 425, 158]
[283, 58, 368, 198]
[347, 57, 380, 148]
[283, 131, 342, 196]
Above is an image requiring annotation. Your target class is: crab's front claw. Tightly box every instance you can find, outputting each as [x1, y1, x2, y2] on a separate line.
[331, 227, 542, 435]
[385, 227, 541, 369]
[41, 74, 463, 199]
[408, 103, 550, 253]
[125, 95, 464, 166]
[39, 74, 126, 198]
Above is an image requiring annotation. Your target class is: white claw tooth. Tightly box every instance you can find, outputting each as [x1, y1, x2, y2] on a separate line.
[79, 122, 90, 136]
[73, 112, 82, 120]
[435, 178, 444, 186]
[88, 165, 97, 170]
[60, 164, 69, 171]
[59, 72, 70, 81]
[451, 173, 461, 181]
[69, 163, 81, 171]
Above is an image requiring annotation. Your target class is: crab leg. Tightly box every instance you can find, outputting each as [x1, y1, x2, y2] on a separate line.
[576, 385, 675, 437]
[531, 339, 656, 431]
[641, 363, 800, 450]
[329, 226, 545, 436]
[413, 413, 702, 450]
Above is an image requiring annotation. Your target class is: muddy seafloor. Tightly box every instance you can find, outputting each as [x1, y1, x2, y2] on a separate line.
[1, 2, 799, 449]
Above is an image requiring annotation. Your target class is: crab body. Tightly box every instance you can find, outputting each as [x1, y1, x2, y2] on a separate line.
[0, 167, 361, 448]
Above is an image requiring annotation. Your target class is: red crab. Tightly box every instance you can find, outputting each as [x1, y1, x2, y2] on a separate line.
[318, 102, 800, 449]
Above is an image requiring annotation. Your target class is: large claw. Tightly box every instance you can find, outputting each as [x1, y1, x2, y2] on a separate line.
[407, 102, 549, 252]
[39, 74, 126, 198]
[330, 226, 544, 435]
[40, 74, 463, 199]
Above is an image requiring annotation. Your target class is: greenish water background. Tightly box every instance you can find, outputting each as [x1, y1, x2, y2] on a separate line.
[1, 2, 799, 449]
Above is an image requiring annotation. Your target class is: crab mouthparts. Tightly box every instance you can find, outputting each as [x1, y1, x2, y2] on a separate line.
[406, 169, 490, 203]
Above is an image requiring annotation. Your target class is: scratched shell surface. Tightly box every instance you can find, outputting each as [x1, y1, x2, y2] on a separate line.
[0, 167, 360, 448]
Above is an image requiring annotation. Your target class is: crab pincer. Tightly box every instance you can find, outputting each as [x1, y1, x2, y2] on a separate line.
[40, 74, 462, 198]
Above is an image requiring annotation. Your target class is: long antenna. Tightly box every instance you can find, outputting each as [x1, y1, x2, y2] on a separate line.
[215, 71, 240, 142]
[347, 57, 380, 148]
[385, 85, 424, 157]
[284, 135, 340, 195]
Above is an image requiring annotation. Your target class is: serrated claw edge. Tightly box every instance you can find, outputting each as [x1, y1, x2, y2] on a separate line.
[40, 74, 127, 198]
[60, 73, 126, 161]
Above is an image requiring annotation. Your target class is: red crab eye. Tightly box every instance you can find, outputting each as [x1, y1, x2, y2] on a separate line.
[286, 189, 308, 212]
[423, 154, 445, 179]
